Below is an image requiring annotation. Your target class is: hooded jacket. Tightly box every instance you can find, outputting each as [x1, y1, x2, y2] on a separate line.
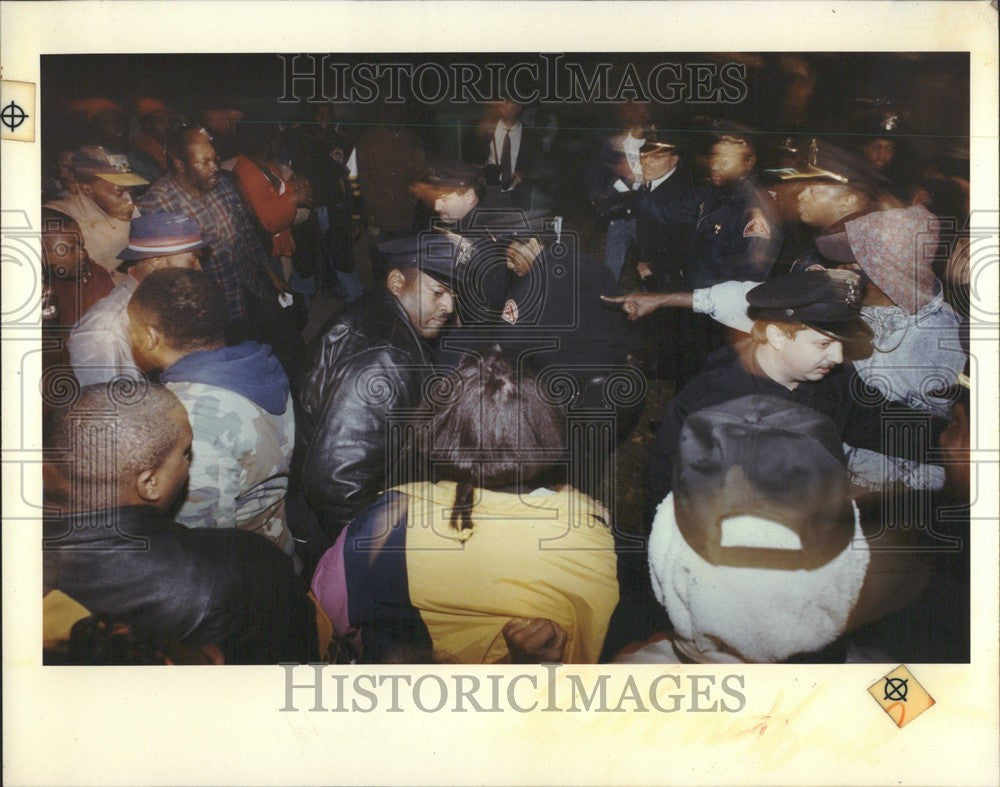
[161, 341, 296, 555]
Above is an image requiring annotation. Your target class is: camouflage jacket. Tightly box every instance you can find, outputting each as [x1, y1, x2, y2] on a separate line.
[167, 381, 295, 556]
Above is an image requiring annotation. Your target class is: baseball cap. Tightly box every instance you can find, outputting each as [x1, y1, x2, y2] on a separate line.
[673, 395, 855, 571]
[70, 145, 149, 187]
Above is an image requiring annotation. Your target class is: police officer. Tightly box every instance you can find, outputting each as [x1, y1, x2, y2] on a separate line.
[854, 101, 912, 202]
[687, 131, 781, 289]
[633, 132, 696, 292]
[668, 130, 780, 385]
[474, 212, 636, 387]
[631, 131, 696, 380]
[412, 159, 484, 230]
[764, 138, 888, 273]
[447, 212, 644, 497]
[417, 162, 508, 371]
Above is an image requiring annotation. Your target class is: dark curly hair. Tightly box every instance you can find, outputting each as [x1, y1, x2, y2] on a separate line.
[129, 267, 228, 352]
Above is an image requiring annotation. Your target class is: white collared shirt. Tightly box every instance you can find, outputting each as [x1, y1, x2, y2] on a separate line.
[622, 133, 645, 182]
[488, 120, 523, 173]
[648, 166, 677, 193]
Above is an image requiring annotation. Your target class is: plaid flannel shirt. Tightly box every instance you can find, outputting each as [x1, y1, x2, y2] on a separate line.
[137, 174, 272, 320]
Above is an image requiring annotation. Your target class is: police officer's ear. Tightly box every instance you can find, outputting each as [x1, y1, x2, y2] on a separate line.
[386, 268, 408, 296]
[764, 323, 788, 348]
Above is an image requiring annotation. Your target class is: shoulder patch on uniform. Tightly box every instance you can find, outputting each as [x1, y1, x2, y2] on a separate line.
[743, 208, 771, 239]
[501, 299, 519, 325]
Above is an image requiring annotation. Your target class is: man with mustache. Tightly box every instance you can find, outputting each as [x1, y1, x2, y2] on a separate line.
[294, 234, 460, 544]
[138, 125, 302, 380]
[604, 269, 875, 656]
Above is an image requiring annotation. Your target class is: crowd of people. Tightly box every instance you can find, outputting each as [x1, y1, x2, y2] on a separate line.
[40, 84, 972, 666]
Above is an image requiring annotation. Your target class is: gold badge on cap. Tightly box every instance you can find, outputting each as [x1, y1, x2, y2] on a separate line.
[844, 277, 861, 306]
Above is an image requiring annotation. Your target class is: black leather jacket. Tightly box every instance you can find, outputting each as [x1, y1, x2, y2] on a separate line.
[43, 506, 317, 664]
[294, 291, 436, 538]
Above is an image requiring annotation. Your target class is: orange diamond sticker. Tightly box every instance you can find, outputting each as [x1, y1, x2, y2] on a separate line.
[868, 664, 935, 728]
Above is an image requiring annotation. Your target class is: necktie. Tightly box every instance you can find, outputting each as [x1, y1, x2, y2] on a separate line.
[500, 129, 512, 189]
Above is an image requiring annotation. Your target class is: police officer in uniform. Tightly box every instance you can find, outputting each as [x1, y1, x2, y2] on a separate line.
[854, 100, 912, 203]
[631, 131, 696, 380]
[679, 130, 781, 384]
[445, 211, 644, 507]
[412, 159, 484, 231]
[415, 161, 514, 369]
[633, 132, 696, 292]
[479, 212, 638, 402]
[764, 139, 888, 273]
[688, 131, 780, 288]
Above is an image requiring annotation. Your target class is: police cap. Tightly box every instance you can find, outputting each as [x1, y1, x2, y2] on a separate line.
[421, 160, 483, 191]
[763, 139, 887, 194]
[747, 268, 874, 347]
[378, 234, 465, 288]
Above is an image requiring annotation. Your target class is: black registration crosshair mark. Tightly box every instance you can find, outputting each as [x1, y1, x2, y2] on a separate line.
[868, 665, 934, 728]
[1, 99, 28, 131]
[883, 677, 908, 702]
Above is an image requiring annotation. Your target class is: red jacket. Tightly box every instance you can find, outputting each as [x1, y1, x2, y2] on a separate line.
[232, 155, 297, 257]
